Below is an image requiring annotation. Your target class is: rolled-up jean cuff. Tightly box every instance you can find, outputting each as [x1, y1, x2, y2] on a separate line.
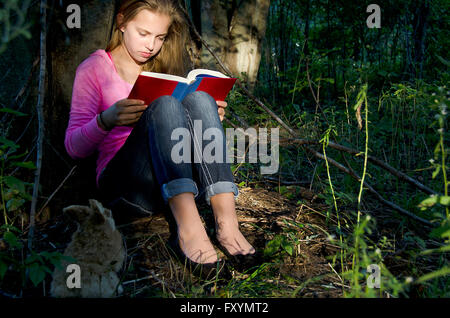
[161, 178, 199, 203]
[204, 181, 239, 206]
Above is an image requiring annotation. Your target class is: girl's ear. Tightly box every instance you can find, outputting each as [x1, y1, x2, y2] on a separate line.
[117, 13, 125, 32]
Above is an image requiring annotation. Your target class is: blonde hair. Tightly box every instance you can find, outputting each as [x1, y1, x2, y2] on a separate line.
[106, 0, 189, 76]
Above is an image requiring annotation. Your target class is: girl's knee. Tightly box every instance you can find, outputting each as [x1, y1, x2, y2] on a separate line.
[147, 95, 183, 118]
[183, 91, 217, 113]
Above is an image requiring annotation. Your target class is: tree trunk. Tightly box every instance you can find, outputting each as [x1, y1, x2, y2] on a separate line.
[197, 0, 229, 69]
[46, 0, 116, 207]
[413, 0, 430, 79]
[198, 0, 271, 91]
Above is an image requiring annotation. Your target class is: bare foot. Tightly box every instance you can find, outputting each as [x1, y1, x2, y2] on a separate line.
[211, 193, 255, 256]
[169, 192, 218, 264]
[177, 222, 218, 264]
[216, 220, 255, 256]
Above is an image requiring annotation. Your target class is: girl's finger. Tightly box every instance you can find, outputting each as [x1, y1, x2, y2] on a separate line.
[216, 100, 227, 108]
[121, 112, 142, 121]
[131, 99, 146, 104]
[122, 99, 145, 106]
[127, 105, 148, 113]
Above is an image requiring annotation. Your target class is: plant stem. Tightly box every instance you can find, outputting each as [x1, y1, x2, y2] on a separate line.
[1, 160, 8, 228]
[322, 130, 345, 291]
[439, 124, 448, 218]
[352, 85, 369, 295]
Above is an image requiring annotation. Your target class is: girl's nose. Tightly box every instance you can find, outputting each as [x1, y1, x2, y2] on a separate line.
[146, 37, 155, 52]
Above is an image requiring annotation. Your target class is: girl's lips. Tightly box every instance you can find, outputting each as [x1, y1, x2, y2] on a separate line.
[140, 52, 151, 58]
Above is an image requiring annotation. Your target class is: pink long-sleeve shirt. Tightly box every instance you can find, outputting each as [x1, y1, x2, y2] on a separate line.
[64, 49, 134, 188]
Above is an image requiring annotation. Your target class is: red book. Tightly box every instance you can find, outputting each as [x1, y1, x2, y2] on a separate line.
[128, 69, 237, 105]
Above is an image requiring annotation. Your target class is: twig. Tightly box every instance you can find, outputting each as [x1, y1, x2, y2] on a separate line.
[35, 165, 77, 220]
[122, 275, 155, 285]
[28, 0, 47, 252]
[328, 262, 343, 282]
[305, 59, 329, 125]
[262, 176, 310, 185]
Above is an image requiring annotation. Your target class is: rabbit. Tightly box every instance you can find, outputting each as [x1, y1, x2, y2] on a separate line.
[50, 199, 126, 298]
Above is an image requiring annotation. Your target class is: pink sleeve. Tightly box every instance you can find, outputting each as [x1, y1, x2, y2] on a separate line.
[64, 59, 109, 159]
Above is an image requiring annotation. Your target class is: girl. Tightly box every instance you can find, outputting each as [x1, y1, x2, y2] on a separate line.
[64, 0, 255, 272]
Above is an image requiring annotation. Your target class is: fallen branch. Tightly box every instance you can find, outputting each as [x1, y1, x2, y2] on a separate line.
[282, 138, 439, 196]
[326, 141, 438, 196]
[262, 176, 310, 186]
[303, 145, 433, 226]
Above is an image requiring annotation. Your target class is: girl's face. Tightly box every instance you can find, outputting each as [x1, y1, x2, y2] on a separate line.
[119, 9, 171, 65]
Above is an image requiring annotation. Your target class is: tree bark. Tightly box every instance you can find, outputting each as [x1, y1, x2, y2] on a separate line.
[225, 0, 270, 90]
[197, 0, 229, 69]
[45, 0, 116, 208]
[198, 0, 271, 91]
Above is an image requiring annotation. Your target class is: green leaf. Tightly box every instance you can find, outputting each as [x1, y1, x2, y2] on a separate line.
[429, 223, 450, 240]
[264, 235, 282, 257]
[1, 176, 26, 194]
[436, 54, 450, 67]
[0, 108, 27, 117]
[0, 136, 19, 150]
[353, 84, 368, 111]
[28, 263, 46, 286]
[10, 161, 36, 169]
[2, 175, 22, 188]
[6, 198, 25, 211]
[0, 224, 21, 233]
[416, 266, 450, 284]
[418, 195, 450, 210]
[432, 165, 441, 179]
[281, 238, 294, 256]
[3, 231, 22, 249]
[7, 151, 28, 161]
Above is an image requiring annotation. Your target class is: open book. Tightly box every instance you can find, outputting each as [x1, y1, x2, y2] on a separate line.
[128, 69, 237, 105]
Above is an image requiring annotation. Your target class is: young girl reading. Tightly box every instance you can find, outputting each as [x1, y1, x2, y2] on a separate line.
[64, 0, 255, 274]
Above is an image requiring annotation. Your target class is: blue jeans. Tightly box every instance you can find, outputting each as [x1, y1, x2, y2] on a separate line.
[98, 91, 239, 217]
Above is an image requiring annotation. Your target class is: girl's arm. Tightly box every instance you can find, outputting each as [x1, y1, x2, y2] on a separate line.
[64, 63, 109, 159]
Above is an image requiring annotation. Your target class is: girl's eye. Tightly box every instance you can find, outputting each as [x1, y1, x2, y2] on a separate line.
[139, 33, 146, 36]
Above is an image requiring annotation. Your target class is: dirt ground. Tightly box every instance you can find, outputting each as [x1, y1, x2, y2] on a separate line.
[111, 185, 344, 297]
[4, 183, 345, 298]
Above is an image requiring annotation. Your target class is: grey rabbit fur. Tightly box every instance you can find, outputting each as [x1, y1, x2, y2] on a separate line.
[50, 199, 126, 298]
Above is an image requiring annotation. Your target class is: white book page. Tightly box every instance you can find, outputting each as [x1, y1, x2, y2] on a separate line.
[140, 71, 190, 84]
[186, 69, 229, 82]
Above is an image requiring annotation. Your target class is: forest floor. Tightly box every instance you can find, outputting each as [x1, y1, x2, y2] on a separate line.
[7, 182, 347, 298]
[3, 178, 440, 298]
[115, 184, 344, 297]
[33, 182, 346, 298]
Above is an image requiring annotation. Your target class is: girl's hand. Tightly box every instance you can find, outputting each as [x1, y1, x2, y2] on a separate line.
[98, 99, 148, 130]
[216, 100, 227, 122]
